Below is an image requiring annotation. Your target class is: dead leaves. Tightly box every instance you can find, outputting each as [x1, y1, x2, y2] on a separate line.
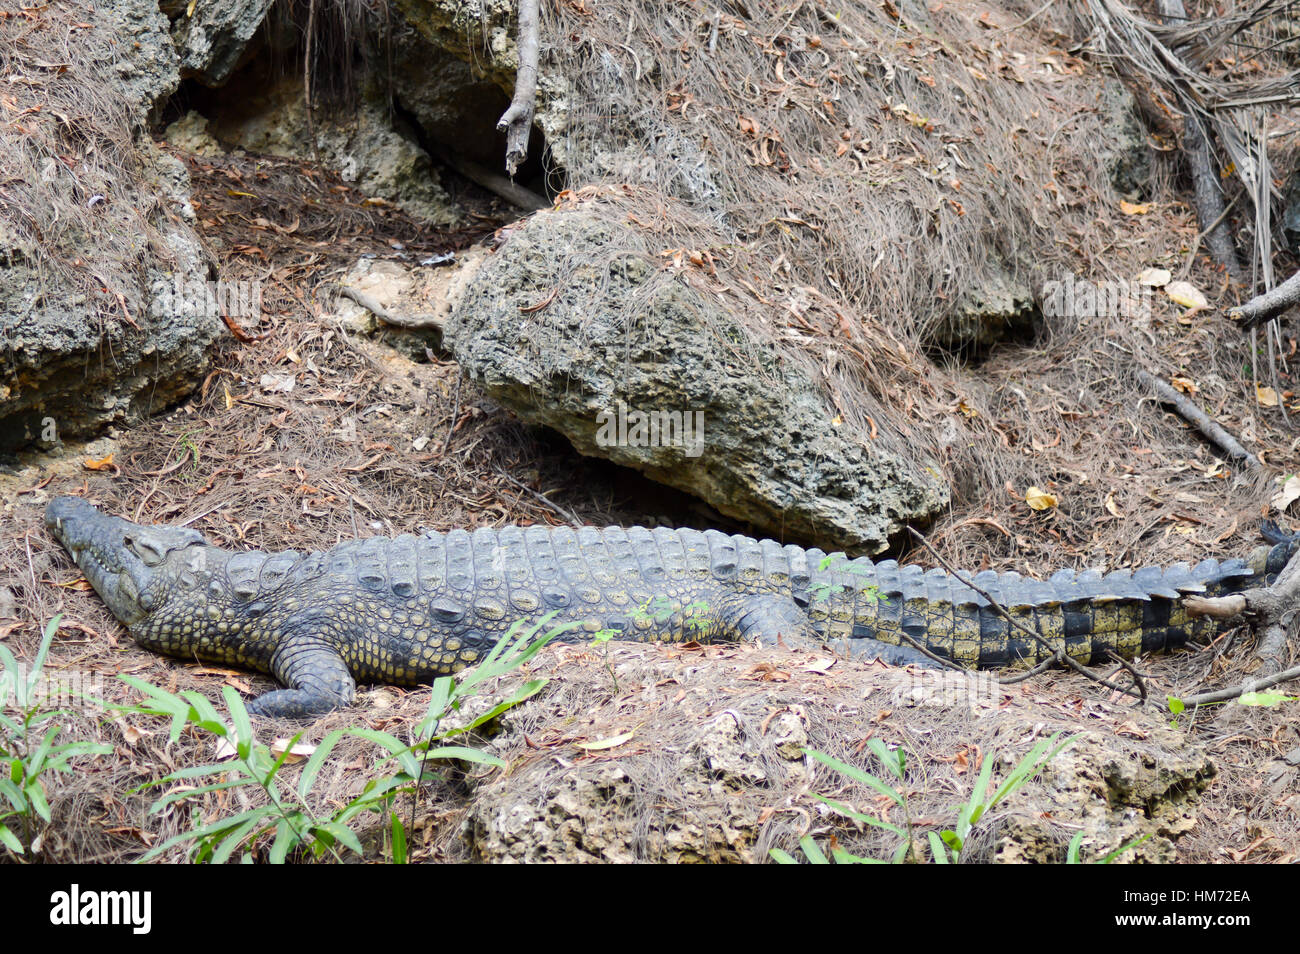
[82, 452, 115, 471]
[1024, 486, 1059, 511]
[1164, 281, 1208, 312]
[574, 729, 636, 751]
[1272, 474, 1300, 513]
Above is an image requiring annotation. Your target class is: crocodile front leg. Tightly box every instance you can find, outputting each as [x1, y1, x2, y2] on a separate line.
[246, 639, 357, 719]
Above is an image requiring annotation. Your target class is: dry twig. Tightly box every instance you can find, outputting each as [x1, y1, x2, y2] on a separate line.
[1136, 368, 1259, 468]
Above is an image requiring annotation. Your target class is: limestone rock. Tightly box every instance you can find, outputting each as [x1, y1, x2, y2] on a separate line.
[446, 205, 949, 552]
[0, 0, 219, 453]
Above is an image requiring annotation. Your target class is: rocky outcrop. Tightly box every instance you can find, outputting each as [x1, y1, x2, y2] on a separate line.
[161, 0, 274, 86]
[463, 642, 1217, 863]
[333, 248, 490, 358]
[1096, 83, 1154, 199]
[446, 203, 948, 552]
[0, 0, 220, 453]
[933, 266, 1039, 352]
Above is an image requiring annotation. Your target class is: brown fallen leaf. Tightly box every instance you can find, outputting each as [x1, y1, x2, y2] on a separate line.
[1272, 474, 1300, 512]
[1165, 281, 1208, 310]
[801, 657, 837, 674]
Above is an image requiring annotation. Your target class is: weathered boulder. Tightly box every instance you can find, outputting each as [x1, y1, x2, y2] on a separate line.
[0, 0, 220, 453]
[1096, 82, 1154, 199]
[384, 20, 515, 169]
[389, 0, 722, 207]
[446, 204, 948, 552]
[333, 248, 490, 358]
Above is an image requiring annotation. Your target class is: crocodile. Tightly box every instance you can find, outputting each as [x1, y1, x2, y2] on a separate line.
[45, 495, 1297, 718]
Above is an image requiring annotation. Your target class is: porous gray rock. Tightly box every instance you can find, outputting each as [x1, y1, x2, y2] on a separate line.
[934, 265, 1039, 351]
[161, 0, 275, 86]
[204, 66, 460, 227]
[0, 0, 220, 453]
[1096, 82, 1154, 199]
[461, 642, 1218, 864]
[446, 205, 949, 552]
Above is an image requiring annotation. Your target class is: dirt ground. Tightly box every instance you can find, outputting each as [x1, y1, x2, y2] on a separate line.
[3, 142, 1299, 863]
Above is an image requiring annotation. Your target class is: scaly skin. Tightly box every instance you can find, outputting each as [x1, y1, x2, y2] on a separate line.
[45, 496, 1296, 718]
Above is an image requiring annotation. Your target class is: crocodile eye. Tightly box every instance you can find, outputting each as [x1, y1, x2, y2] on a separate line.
[126, 536, 166, 566]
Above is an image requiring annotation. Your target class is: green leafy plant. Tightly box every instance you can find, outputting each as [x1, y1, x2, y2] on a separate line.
[1234, 691, 1297, 707]
[772, 732, 1075, 864]
[0, 615, 113, 856]
[929, 732, 1073, 862]
[127, 614, 567, 863]
[588, 627, 621, 693]
[771, 740, 913, 864]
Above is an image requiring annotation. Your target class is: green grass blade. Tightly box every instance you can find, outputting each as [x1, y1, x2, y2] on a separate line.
[210, 815, 266, 865]
[806, 749, 903, 805]
[420, 745, 506, 768]
[799, 834, 830, 864]
[0, 823, 24, 854]
[221, 686, 253, 759]
[313, 820, 363, 856]
[297, 730, 345, 801]
[390, 814, 408, 864]
[927, 830, 950, 863]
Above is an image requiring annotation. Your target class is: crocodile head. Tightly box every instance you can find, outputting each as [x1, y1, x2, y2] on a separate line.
[45, 496, 210, 626]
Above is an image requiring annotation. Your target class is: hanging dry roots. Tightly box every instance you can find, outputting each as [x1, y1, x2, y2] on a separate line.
[497, 0, 541, 178]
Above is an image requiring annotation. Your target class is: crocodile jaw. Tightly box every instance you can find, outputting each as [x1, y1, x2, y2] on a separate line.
[45, 496, 209, 626]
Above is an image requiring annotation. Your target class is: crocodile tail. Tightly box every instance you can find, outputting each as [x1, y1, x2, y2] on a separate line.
[1248, 529, 1298, 585]
[802, 550, 1283, 669]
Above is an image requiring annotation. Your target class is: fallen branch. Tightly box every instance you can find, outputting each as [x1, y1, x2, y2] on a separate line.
[496, 0, 541, 177]
[1153, 0, 1245, 282]
[1228, 265, 1300, 329]
[1136, 368, 1259, 468]
[492, 466, 582, 527]
[434, 147, 548, 211]
[1179, 662, 1300, 706]
[1178, 192, 1240, 281]
[335, 285, 444, 330]
[1183, 113, 1246, 283]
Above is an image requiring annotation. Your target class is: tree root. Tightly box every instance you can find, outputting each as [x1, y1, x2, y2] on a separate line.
[1183, 543, 1300, 705]
[497, 0, 540, 178]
